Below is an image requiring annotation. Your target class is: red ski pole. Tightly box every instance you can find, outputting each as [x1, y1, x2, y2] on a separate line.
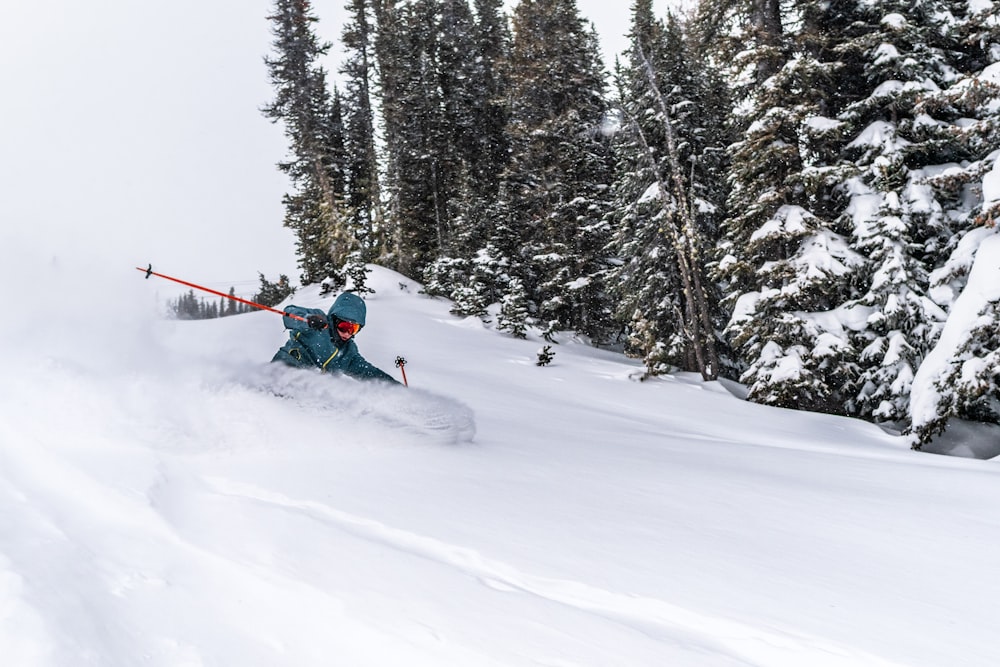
[135, 264, 306, 322]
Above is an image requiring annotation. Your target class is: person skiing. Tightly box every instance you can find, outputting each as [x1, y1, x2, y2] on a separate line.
[272, 292, 400, 384]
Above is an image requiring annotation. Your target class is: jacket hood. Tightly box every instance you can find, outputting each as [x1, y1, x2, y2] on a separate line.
[328, 292, 367, 327]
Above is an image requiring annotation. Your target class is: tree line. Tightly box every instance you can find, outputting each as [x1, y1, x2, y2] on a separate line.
[262, 0, 1000, 448]
[167, 274, 296, 320]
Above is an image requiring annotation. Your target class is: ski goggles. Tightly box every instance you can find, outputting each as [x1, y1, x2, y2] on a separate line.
[334, 319, 361, 336]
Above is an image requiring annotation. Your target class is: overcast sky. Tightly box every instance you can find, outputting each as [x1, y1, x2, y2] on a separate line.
[1, 1, 675, 297]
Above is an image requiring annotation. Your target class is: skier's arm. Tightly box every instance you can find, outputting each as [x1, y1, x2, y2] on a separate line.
[343, 348, 401, 384]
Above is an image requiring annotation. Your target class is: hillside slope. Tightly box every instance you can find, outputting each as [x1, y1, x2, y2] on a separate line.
[0, 263, 998, 667]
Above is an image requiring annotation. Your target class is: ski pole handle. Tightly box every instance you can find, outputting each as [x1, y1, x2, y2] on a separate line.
[394, 356, 409, 387]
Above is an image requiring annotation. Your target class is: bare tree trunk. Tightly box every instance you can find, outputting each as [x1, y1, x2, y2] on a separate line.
[630, 39, 720, 381]
[431, 159, 446, 253]
[622, 110, 715, 379]
[750, 0, 784, 83]
[311, 155, 351, 266]
[371, 0, 403, 265]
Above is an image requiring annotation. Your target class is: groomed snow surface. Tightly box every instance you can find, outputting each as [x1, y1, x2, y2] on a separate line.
[1, 256, 998, 667]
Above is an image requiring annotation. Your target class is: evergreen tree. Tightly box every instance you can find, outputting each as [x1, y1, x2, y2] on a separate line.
[536, 344, 555, 366]
[254, 273, 296, 307]
[263, 0, 352, 286]
[393, 0, 450, 276]
[438, 0, 505, 265]
[910, 243, 1000, 448]
[341, 0, 385, 265]
[497, 276, 530, 338]
[493, 0, 615, 340]
[468, 0, 510, 204]
[833, 0, 979, 423]
[169, 289, 242, 320]
[420, 0, 511, 317]
[608, 2, 730, 378]
[713, 0, 869, 412]
[690, 0, 785, 87]
[906, 1, 1000, 445]
[711, 0, 995, 423]
[371, 0, 454, 277]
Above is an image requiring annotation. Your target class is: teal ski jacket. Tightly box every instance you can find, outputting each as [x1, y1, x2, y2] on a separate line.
[271, 292, 399, 384]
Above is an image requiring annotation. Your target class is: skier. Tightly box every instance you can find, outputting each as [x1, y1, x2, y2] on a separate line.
[272, 292, 400, 384]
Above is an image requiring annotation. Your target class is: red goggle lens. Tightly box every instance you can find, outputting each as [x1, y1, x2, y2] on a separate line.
[336, 320, 361, 336]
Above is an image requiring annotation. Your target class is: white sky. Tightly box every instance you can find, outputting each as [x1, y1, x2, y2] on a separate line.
[1, 262, 998, 666]
[1, 0, 292, 294]
[0, 0, 676, 296]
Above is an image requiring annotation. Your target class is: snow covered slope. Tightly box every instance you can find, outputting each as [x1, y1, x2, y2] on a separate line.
[1, 258, 998, 667]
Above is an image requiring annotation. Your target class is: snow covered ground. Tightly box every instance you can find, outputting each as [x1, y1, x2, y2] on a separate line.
[1, 254, 999, 667]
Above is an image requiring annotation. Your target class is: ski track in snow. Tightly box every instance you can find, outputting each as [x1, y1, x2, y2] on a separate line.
[205, 477, 908, 667]
[0, 425, 498, 667]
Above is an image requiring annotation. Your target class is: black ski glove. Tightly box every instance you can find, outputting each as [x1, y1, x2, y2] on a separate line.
[307, 314, 328, 330]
